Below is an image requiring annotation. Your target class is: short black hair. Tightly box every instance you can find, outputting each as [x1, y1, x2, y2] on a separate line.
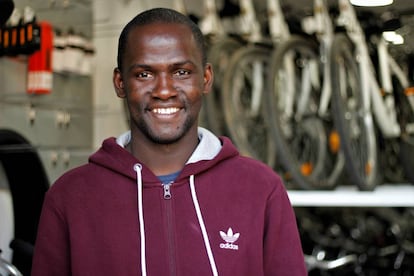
[116, 7, 207, 71]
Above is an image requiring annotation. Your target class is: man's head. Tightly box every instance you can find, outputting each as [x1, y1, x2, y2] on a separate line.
[113, 8, 213, 146]
[117, 8, 207, 72]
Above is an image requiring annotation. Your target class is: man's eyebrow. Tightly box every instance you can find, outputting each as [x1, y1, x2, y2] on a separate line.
[127, 63, 151, 72]
[127, 60, 197, 72]
[170, 60, 196, 67]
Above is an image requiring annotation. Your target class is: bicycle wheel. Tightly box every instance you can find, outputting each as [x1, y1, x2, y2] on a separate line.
[221, 44, 276, 167]
[266, 35, 343, 190]
[330, 34, 379, 191]
[200, 36, 244, 136]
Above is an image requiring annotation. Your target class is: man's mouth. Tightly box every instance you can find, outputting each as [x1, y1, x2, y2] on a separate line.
[151, 107, 181, 115]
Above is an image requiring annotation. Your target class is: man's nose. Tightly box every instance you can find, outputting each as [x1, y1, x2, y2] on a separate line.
[152, 74, 177, 99]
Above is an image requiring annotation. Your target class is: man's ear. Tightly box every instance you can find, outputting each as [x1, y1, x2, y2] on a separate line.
[113, 68, 126, 98]
[203, 63, 214, 95]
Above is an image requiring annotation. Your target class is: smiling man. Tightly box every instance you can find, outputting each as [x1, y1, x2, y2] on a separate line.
[31, 8, 306, 276]
[113, 17, 210, 176]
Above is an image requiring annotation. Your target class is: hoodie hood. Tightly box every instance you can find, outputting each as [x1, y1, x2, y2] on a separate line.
[88, 127, 239, 184]
[115, 127, 222, 164]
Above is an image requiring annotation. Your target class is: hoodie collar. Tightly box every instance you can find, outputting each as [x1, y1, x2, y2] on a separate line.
[116, 127, 222, 164]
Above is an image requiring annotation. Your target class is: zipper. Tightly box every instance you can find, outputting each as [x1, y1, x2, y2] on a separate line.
[162, 181, 176, 275]
[163, 182, 172, 199]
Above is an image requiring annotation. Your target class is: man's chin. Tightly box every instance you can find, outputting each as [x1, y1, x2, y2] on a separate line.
[147, 129, 184, 145]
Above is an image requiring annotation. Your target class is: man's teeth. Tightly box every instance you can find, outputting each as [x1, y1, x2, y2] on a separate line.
[152, 107, 180, 115]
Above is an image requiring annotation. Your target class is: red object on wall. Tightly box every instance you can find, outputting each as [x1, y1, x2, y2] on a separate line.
[27, 21, 53, 95]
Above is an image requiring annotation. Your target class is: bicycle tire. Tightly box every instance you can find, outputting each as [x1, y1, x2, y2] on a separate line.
[200, 36, 244, 136]
[266, 35, 343, 190]
[221, 44, 276, 167]
[330, 34, 379, 191]
[376, 76, 411, 184]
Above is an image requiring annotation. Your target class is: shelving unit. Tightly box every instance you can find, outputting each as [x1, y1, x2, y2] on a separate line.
[288, 184, 414, 207]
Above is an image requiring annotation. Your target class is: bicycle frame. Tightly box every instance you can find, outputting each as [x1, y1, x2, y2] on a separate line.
[198, 0, 225, 36]
[219, 0, 290, 165]
[249, 0, 295, 117]
[267, 0, 290, 42]
[250, 0, 292, 117]
[214, 0, 290, 119]
[282, 0, 334, 120]
[337, 0, 412, 138]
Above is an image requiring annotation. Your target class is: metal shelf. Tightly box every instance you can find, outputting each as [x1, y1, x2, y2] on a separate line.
[288, 184, 414, 207]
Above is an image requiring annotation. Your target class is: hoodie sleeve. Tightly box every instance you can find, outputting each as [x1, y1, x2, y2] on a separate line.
[31, 192, 71, 276]
[263, 180, 307, 276]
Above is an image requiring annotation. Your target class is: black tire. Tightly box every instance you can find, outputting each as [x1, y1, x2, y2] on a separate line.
[266, 35, 344, 190]
[330, 34, 380, 191]
[221, 44, 276, 167]
[0, 129, 49, 274]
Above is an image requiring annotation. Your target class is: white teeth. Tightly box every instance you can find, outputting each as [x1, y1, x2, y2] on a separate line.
[152, 107, 180, 115]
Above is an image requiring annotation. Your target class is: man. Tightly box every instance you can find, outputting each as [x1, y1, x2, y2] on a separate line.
[32, 7, 306, 275]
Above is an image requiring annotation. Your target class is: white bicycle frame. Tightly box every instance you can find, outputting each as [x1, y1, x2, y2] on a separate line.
[288, 0, 413, 139]
[337, 0, 413, 138]
[198, 0, 261, 40]
[199, 0, 290, 119]
[238, 0, 263, 117]
[282, 0, 333, 120]
[248, 0, 290, 117]
[267, 0, 290, 42]
[198, 0, 225, 36]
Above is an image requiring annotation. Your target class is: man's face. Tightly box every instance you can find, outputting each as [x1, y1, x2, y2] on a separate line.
[114, 22, 212, 144]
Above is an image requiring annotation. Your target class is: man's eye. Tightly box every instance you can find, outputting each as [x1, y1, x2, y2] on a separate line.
[174, 70, 190, 76]
[137, 72, 152, 78]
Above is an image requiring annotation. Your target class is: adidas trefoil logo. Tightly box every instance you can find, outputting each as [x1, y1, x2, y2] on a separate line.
[219, 227, 240, 250]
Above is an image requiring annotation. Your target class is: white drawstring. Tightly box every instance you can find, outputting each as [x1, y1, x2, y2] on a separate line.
[134, 164, 147, 276]
[189, 175, 219, 276]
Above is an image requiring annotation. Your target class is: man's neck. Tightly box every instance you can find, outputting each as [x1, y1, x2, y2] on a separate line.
[128, 130, 199, 176]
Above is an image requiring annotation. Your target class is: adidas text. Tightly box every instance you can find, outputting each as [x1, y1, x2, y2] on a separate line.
[220, 243, 239, 250]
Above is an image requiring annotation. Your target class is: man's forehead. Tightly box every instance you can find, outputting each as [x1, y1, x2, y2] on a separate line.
[132, 21, 191, 33]
[128, 23, 196, 48]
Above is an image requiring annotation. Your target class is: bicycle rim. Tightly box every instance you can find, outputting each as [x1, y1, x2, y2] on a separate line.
[221, 44, 276, 167]
[331, 34, 379, 191]
[266, 36, 343, 190]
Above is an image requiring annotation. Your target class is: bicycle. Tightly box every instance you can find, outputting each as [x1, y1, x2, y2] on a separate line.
[265, 0, 345, 190]
[198, 0, 247, 136]
[220, 0, 291, 167]
[330, 0, 414, 190]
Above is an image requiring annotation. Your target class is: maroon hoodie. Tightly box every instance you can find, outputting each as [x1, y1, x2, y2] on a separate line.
[32, 129, 306, 275]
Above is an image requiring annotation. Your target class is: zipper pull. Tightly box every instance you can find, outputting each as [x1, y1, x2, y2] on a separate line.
[163, 182, 172, 199]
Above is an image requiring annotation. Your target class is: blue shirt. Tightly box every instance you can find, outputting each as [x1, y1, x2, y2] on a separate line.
[158, 171, 181, 185]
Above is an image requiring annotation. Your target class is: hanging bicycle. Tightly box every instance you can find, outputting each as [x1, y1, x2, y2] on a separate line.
[265, 0, 345, 190]
[330, 0, 414, 190]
